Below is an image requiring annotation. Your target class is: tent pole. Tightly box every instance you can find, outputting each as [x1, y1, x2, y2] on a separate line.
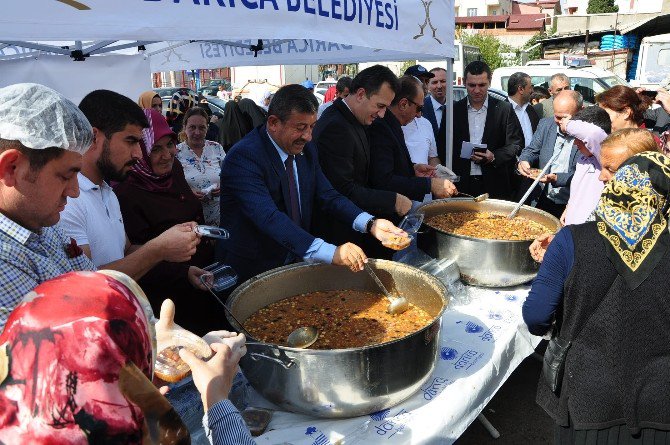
[445, 57, 454, 170]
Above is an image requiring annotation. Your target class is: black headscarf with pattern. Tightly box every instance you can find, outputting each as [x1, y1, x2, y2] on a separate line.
[595, 151, 670, 289]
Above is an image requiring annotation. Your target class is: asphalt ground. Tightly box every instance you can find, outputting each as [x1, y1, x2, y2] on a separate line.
[455, 345, 554, 445]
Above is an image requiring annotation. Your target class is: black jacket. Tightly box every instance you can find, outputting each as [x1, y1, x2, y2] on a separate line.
[312, 99, 397, 246]
[368, 110, 431, 202]
[452, 96, 523, 200]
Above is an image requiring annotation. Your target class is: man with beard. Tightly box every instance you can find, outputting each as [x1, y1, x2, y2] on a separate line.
[60, 90, 200, 278]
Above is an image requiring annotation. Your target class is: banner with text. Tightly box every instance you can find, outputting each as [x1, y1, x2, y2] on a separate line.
[2, 0, 454, 59]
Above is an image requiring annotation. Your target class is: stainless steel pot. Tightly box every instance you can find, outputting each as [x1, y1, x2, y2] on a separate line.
[225, 259, 448, 418]
[416, 198, 560, 287]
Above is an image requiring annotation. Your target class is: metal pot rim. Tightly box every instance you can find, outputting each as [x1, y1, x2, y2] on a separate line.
[227, 259, 448, 353]
[416, 198, 561, 243]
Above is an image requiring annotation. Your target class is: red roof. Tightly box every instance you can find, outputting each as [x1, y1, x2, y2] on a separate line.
[507, 13, 547, 29]
[456, 15, 509, 24]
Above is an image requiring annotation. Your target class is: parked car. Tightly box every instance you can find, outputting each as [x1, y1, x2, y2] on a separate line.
[491, 65, 628, 104]
[314, 80, 336, 96]
[197, 79, 232, 97]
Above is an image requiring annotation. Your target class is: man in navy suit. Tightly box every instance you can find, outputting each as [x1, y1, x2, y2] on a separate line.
[422, 67, 448, 164]
[217, 85, 405, 284]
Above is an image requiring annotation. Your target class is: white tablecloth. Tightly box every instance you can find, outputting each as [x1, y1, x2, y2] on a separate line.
[248, 285, 541, 445]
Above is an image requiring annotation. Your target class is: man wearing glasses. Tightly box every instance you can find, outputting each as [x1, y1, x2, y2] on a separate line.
[368, 75, 457, 236]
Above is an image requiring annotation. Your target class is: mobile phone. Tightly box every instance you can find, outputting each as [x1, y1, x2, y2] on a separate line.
[473, 147, 487, 154]
[641, 90, 658, 99]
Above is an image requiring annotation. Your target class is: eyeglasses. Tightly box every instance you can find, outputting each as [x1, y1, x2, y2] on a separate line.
[407, 98, 424, 113]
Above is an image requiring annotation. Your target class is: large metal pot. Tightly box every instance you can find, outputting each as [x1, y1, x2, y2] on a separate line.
[416, 198, 560, 287]
[225, 259, 448, 418]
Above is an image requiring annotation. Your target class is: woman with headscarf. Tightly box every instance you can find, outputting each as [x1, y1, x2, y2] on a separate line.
[0, 271, 254, 444]
[237, 98, 267, 129]
[220, 100, 253, 151]
[114, 109, 222, 336]
[523, 151, 670, 444]
[166, 89, 197, 135]
[138, 90, 163, 113]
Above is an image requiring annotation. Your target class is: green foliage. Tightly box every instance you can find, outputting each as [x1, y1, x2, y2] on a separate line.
[400, 60, 418, 75]
[524, 32, 546, 62]
[460, 33, 517, 71]
[586, 0, 619, 14]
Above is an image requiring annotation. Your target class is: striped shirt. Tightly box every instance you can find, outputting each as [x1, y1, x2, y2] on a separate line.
[0, 213, 95, 330]
[203, 399, 257, 445]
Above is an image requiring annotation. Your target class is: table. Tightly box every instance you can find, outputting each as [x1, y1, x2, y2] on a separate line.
[244, 284, 541, 445]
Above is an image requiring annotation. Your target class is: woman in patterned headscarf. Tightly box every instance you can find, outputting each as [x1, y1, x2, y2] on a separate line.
[166, 89, 197, 135]
[523, 151, 670, 444]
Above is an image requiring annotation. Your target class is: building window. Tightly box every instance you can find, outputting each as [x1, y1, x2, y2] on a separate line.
[467, 8, 477, 16]
[491, 9, 498, 15]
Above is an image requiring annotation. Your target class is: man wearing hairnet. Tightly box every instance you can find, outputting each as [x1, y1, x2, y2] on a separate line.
[0, 83, 96, 330]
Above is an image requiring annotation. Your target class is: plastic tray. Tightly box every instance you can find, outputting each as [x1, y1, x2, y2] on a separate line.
[201, 262, 238, 292]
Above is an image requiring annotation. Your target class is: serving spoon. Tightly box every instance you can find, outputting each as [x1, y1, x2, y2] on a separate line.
[364, 263, 409, 315]
[456, 192, 489, 202]
[507, 151, 560, 219]
[200, 276, 319, 349]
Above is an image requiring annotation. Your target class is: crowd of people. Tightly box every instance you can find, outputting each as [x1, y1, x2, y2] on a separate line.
[0, 58, 669, 443]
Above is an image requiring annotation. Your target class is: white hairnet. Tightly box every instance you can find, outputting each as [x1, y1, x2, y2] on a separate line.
[0, 83, 92, 154]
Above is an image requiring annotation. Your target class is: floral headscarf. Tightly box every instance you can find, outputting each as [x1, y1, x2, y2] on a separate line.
[165, 90, 196, 126]
[595, 151, 670, 289]
[0, 271, 189, 444]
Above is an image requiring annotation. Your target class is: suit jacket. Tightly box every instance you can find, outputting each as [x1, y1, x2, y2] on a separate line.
[452, 96, 523, 200]
[312, 99, 397, 246]
[541, 96, 555, 119]
[507, 99, 541, 149]
[368, 110, 431, 202]
[217, 125, 363, 283]
[423, 95, 445, 162]
[517, 117, 580, 204]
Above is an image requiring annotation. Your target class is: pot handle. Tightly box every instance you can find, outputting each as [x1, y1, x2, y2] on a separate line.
[248, 351, 296, 369]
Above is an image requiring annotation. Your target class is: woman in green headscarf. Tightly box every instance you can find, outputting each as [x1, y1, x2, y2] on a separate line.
[523, 149, 670, 444]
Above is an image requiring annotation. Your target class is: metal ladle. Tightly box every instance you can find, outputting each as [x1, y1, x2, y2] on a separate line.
[364, 263, 409, 315]
[456, 192, 489, 202]
[200, 275, 319, 349]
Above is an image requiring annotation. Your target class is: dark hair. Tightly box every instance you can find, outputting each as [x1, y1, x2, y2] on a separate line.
[268, 84, 319, 121]
[336, 76, 353, 94]
[507, 72, 530, 96]
[573, 105, 612, 134]
[391, 76, 423, 106]
[79, 90, 149, 139]
[350, 65, 400, 98]
[0, 139, 65, 172]
[595, 85, 653, 126]
[532, 86, 550, 99]
[464, 60, 492, 81]
[185, 106, 210, 125]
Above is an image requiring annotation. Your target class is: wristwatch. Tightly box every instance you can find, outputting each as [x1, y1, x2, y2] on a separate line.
[366, 217, 377, 233]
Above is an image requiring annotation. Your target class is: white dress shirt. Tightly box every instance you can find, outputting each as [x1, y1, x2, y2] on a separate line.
[509, 97, 533, 148]
[467, 96, 489, 176]
[402, 116, 438, 164]
[430, 95, 445, 129]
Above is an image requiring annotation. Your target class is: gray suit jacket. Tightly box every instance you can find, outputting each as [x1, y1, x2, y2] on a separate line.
[518, 117, 578, 189]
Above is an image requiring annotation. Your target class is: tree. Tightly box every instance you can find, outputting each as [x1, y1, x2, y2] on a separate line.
[586, 0, 619, 14]
[460, 33, 517, 71]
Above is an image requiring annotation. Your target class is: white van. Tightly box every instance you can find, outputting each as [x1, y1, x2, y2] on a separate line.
[631, 33, 670, 89]
[491, 65, 628, 104]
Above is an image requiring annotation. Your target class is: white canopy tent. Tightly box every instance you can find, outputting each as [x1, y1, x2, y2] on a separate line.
[1, 0, 455, 166]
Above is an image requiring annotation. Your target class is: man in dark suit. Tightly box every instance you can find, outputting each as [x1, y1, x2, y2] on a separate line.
[368, 75, 457, 204]
[452, 61, 523, 200]
[517, 90, 584, 217]
[217, 85, 404, 284]
[422, 67, 448, 164]
[507, 72, 540, 149]
[313, 65, 408, 255]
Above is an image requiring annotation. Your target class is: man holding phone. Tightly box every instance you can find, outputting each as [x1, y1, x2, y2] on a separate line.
[452, 61, 523, 199]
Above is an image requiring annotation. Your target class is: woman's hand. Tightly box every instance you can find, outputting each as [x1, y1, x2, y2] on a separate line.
[191, 188, 206, 200]
[529, 233, 555, 263]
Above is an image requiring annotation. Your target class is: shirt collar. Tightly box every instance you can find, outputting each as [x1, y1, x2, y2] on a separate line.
[430, 95, 445, 111]
[77, 172, 102, 192]
[467, 96, 489, 111]
[266, 129, 290, 163]
[508, 97, 528, 112]
[0, 212, 36, 245]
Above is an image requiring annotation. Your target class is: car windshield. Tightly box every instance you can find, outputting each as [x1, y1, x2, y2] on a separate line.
[600, 75, 629, 88]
